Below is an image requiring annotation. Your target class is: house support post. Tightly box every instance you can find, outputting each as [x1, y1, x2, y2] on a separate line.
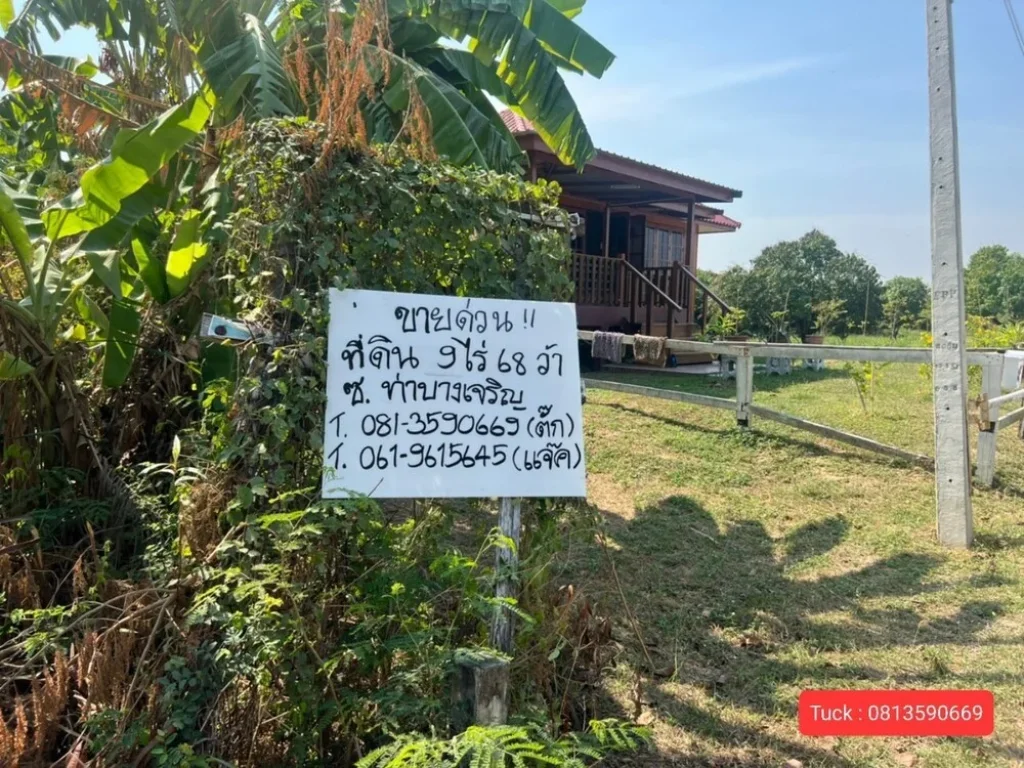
[735, 350, 753, 427]
[685, 199, 697, 319]
[975, 360, 1002, 488]
[603, 205, 611, 259]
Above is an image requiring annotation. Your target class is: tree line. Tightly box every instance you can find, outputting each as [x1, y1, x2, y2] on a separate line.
[703, 230, 1023, 340]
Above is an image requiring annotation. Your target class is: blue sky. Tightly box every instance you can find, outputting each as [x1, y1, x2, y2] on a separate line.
[14, 0, 1023, 279]
[562, 0, 1024, 279]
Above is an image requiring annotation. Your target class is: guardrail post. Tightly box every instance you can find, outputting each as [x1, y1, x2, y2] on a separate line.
[735, 350, 753, 427]
[975, 359, 1002, 488]
[927, 0, 972, 548]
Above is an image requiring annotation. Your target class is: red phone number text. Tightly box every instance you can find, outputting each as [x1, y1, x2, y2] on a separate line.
[798, 690, 994, 737]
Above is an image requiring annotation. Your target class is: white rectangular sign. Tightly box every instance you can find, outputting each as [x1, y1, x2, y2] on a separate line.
[322, 289, 586, 499]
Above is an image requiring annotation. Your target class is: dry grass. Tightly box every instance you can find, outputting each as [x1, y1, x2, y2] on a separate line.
[574, 358, 1024, 767]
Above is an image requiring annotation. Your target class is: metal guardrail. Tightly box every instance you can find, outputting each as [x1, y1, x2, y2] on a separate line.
[582, 331, 1014, 486]
[577, 331, 1004, 366]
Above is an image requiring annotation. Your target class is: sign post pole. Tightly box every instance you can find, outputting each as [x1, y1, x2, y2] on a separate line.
[490, 497, 522, 654]
[927, 0, 973, 547]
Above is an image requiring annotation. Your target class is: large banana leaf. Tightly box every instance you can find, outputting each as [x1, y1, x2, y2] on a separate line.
[201, 12, 298, 119]
[415, 47, 516, 108]
[0, 0, 15, 31]
[545, 0, 585, 19]
[0, 176, 44, 240]
[0, 183, 35, 282]
[373, 46, 524, 171]
[396, 0, 613, 169]
[102, 297, 142, 388]
[165, 209, 210, 299]
[412, 47, 523, 152]
[0, 352, 34, 380]
[515, 0, 612, 76]
[5, 0, 128, 53]
[130, 233, 170, 304]
[43, 90, 216, 240]
[77, 182, 171, 297]
[390, 16, 442, 53]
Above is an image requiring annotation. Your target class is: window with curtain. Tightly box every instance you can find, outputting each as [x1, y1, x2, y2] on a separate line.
[644, 227, 685, 268]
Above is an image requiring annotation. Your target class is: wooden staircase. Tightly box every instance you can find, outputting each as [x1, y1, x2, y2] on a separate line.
[573, 253, 732, 366]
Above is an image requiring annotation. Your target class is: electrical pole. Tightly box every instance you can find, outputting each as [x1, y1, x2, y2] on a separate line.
[927, 0, 973, 547]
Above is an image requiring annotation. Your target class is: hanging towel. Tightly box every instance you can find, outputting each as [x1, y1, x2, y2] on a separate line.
[591, 332, 624, 364]
[633, 335, 667, 367]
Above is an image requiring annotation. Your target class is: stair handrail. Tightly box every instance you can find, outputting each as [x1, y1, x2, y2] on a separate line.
[622, 259, 684, 313]
[679, 264, 732, 313]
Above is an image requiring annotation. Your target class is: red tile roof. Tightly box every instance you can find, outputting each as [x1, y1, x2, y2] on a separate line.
[500, 109, 535, 135]
[705, 214, 742, 231]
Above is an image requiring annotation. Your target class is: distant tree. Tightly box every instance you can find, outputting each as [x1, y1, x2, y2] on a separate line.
[716, 231, 883, 339]
[965, 245, 1024, 321]
[811, 299, 847, 338]
[716, 265, 758, 332]
[695, 268, 723, 328]
[882, 276, 930, 338]
[826, 252, 884, 337]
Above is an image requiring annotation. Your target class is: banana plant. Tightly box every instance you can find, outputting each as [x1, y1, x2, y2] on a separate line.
[1, 87, 218, 389]
[0, 180, 124, 393]
[7, 0, 614, 171]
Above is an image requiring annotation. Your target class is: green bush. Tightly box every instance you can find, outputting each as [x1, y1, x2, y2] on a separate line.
[1, 121, 641, 768]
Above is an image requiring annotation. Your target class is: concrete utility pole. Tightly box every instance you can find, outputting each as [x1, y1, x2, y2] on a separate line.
[926, 0, 973, 548]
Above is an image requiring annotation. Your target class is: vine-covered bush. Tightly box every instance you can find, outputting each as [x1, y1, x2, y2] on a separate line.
[225, 118, 573, 308]
[1, 121, 646, 767]
[204, 118, 575, 503]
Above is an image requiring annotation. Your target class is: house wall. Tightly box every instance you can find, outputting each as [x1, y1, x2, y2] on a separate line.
[558, 193, 699, 331]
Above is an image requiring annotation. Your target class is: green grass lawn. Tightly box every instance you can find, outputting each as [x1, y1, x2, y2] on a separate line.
[570, 355, 1024, 767]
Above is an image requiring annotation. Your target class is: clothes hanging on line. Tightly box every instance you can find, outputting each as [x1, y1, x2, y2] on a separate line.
[633, 335, 667, 367]
[591, 332, 624, 364]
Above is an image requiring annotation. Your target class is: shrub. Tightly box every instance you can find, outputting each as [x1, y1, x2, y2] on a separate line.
[0, 122, 641, 767]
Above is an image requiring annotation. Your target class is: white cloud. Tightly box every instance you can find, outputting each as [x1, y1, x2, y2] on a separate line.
[569, 56, 823, 125]
[678, 56, 823, 99]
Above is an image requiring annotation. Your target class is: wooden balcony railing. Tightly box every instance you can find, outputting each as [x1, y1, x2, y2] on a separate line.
[572, 253, 733, 338]
[572, 252, 625, 307]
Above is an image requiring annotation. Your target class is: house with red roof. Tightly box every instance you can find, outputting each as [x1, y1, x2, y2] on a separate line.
[501, 110, 741, 340]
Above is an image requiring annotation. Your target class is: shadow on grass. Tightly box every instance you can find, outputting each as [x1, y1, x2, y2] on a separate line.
[974, 531, 1024, 552]
[586, 365, 851, 396]
[749, 366, 852, 394]
[587, 494, 1005, 766]
[592, 401, 927, 473]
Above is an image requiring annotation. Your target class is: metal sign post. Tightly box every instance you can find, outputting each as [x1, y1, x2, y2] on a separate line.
[927, 0, 973, 547]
